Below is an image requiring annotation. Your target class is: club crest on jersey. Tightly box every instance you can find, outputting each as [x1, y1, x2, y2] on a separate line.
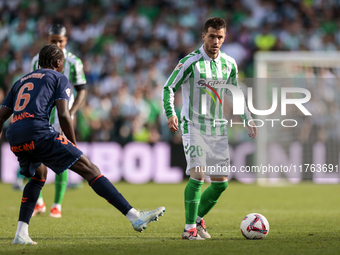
[222, 66, 227, 74]
[175, 63, 183, 71]
[66, 88, 71, 97]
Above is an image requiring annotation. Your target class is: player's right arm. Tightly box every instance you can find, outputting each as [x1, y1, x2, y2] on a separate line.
[0, 89, 14, 139]
[167, 115, 179, 132]
[162, 59, 192, 132]
[0, 107, 13, 139]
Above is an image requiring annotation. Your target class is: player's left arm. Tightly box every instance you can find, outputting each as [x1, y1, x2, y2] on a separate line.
[69, 58, 87, 117]
[226, 62, 257, 139]
[56, 99, 76, 145]
[56, 76, 77, 144]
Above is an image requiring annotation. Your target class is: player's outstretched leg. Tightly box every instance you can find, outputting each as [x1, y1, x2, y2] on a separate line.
[70, 155, 165, 232]
[196, 179, 228, 238]
[128, 207, 166, 232]
[13, 165, 47, 245]
[50, 170, 68, 218]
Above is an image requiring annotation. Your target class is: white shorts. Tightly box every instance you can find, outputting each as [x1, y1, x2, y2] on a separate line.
[182, 131, 230, 176]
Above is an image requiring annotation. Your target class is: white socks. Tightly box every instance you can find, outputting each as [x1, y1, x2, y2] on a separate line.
[15, 221, 29, 238]
[184, 216, 203, 230]
[185, 224, 196, 231]
[36, 198, 44, 206]
[51, 203, 61, 211]
[126, 208, 139, 221]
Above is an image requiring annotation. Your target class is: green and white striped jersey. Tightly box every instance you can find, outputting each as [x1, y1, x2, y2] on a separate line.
[163, 45, 252, 136]
[31, 48, 86, 125]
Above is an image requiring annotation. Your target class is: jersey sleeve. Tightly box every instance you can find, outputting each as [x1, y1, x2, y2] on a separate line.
[30, 54, 39, 72]
[72, 58, 87, 85]
[225, 62, 253, 122]
[162, 60, 192, 119]
[55, 75, 72, 102]
[1, 87, 15, 110]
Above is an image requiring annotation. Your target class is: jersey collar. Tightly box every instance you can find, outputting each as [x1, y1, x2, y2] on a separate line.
[200, 44, 221, 64]
[62, 48, 67, 58]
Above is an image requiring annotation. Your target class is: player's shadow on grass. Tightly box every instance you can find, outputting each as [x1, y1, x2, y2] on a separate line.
[1, 237, 15, 242]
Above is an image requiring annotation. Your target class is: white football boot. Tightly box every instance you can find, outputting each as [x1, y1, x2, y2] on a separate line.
[196, 219, 211, 238]
[131, 206, 165, 232]
[182, 228, 205, 240]
[13, 235, 37, 245]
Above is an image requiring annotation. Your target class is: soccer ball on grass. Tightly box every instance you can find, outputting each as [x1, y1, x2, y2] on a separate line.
[240, 213, 269, 239]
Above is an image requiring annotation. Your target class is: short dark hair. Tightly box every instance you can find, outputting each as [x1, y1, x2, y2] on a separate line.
[48, 24, 67, 37]
[203, 17, 226, 33]
[38, 44, 64, 69]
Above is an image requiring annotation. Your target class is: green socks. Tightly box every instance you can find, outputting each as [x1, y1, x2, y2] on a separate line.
[184, 178, 204, 224]
[197, 181, 228, 218]
[185, 179, 229, 224]
[54, 170, 68, 204]
[38, 170, 68, 205]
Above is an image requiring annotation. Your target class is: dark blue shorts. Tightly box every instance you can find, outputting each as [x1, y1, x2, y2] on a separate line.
[10, 133, 83, 178]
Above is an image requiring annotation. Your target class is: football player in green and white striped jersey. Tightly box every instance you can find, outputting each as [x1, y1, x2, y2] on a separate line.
[163, 17, 257, 240]
[30, 24, 87, 218]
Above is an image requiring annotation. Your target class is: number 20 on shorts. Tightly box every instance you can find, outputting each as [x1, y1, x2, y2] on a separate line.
[185, 145, 203, 158]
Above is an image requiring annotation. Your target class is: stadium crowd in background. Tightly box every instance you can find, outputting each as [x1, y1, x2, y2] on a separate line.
[0, 0, 340, 144]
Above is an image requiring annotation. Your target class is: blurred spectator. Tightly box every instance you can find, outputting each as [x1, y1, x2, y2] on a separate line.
[254, 24, 276, 51]
[279, 20, 303, 51]
[99, 68, 123, 96]
[0, 47, 10, 90]
[8, 20, 33, 52]
[221, 33, 248, 67]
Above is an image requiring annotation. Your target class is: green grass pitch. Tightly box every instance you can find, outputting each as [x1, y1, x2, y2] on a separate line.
[0, 181, 339, 255]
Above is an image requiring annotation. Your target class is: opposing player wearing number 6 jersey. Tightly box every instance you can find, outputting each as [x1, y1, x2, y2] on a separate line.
[162, 17, 257, 240]
[0, 44, 165, 245]
[30, 24, 87, 218]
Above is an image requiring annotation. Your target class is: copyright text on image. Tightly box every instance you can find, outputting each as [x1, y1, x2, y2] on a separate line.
[195, 164, 339, 173]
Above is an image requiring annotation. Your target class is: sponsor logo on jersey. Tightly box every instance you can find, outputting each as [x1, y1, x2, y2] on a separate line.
[66, 88, 71, 97]
[11, 112, 35, 124]
[197, 79, 223, 107]
[197, 79, 229, 87]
